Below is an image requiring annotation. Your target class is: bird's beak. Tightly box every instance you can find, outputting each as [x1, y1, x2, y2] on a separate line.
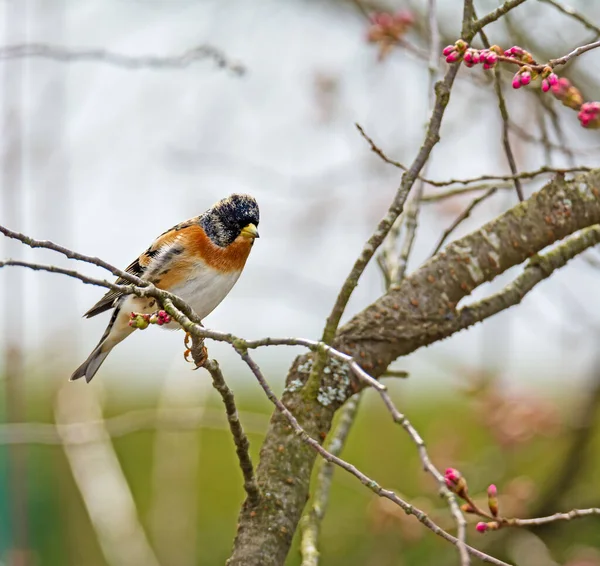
[241, 223, 260, 239]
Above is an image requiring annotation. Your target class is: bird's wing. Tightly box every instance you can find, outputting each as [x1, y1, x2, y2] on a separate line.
[83, 217, 198, 318]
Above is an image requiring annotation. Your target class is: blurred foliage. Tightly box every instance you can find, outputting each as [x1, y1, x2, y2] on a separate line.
[0, 371, 599, 565]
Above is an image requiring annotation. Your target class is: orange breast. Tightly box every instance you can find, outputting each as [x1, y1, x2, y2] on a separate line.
[151, 224, 254, 290]
[186, 224, 254, 272]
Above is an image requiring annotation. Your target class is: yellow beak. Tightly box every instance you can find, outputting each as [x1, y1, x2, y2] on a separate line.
[240, 223, 259, 239]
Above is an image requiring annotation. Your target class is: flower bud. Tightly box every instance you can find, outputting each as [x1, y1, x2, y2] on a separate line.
[444, 468, 468, 497]
[129, 312, 150, 330]
[578, 101, 600, 128]
[512, 74, 522, 89]
[487, 484, 499, 517]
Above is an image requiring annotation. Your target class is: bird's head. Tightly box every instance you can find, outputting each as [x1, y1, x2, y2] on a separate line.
[201, 193, 260, 247]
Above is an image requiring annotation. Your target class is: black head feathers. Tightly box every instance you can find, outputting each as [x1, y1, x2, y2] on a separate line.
[200, 194, 260, 247]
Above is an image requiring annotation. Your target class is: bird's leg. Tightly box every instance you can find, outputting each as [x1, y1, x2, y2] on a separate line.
[183, 331, 208, 368]
[183, 332, 193, 363]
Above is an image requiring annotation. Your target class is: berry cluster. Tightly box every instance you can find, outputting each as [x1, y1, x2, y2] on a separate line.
[128, 310, 172, 329]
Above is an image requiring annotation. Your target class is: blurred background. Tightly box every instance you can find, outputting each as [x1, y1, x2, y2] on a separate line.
[2, 0, 600, 564]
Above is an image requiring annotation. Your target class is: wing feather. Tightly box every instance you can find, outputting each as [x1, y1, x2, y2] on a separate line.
[83, 217, 198, 318]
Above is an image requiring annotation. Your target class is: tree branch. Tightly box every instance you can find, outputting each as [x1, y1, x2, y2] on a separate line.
[0, 43, 245, 74]
[204, 359, 261, 506]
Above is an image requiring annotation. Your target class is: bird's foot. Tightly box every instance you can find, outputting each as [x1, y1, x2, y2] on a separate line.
[183, 332, 208, 368]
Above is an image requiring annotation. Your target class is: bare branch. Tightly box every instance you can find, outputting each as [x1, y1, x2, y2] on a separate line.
[538, 0, 600, 38]
[474, 0, 529, 33]
[510, 507, 600, 527]
[0, 43, 245, 75]
[0, 225, 144, 284]
[300, 394, 362, 566]
[455, 225, 600, 330]
[550, 38, 600, 68]
[319, 58, 463, 347]
[204, 359, 261, 506]
[478, 24, 524, 201]
[355, 128, 591, 187]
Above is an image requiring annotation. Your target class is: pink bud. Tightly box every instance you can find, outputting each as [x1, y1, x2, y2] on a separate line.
[482, 51, 497, 69]
[512, 75, 521, 89]
[476, 522, 488, 533]
[548, 73, 558, 86]
[446, 52, 461, 63]
[442, 45, 455, 57]
[520, 72, 531, 86]
[578, 102, 600, 128]
[507, 46, 523, 57]
[487, 484, 497, 497]
[444, 468, 460, 482]
[541, 79, 550, 92]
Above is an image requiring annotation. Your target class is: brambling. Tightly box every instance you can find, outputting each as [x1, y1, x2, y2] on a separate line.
[70, 193, 259, 383]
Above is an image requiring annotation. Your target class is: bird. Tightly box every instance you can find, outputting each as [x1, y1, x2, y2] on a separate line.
[70, 193, 259, 383]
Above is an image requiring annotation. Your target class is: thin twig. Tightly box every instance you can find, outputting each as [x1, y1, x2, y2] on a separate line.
[391, 0, 441, 286]
[318, 59, 463, 347]
[509, 507, 600, 527]
[0, 43, 245, 74]
[204, 359, 261, 506]
[374, 387, 469, 566]
[423, 183, 509, 201]
[0, 225, 145, 284]
[478, 24, 524, 201]
[550, 38, 600, 68]
[538, 0, 600, 39]
[300, 394, 362, 566]
[355, 129, 591, 187]
[432, 187, 499, 255]
[474, 0, 529, 33]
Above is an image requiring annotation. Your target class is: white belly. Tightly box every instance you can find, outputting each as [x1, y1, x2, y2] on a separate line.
[169, 265, 242, 322]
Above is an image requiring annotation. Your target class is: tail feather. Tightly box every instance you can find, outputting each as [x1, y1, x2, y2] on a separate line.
[70, 345, 111, 383]
[70, 307, 122, 383]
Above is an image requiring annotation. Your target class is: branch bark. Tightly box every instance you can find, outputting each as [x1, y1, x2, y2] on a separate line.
[227, 169, 600, 565]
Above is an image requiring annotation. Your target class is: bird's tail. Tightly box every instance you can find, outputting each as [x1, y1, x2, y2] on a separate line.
[70, 308, 123, 383]
[70, 343, 111, 383]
